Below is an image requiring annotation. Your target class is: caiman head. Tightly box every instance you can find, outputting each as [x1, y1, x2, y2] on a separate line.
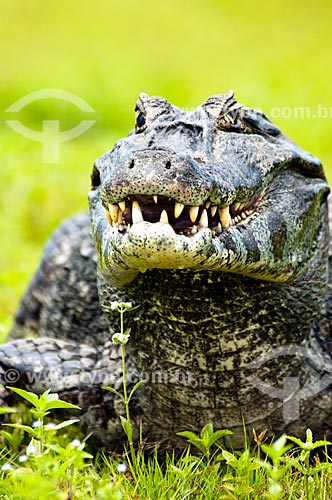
[89, 91, 329, 289]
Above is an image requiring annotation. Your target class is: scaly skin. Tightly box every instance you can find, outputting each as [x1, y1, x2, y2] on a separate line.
[1, 91, 332, 449]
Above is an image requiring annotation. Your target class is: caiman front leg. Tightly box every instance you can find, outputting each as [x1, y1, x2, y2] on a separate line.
[0, 213, 142, 445]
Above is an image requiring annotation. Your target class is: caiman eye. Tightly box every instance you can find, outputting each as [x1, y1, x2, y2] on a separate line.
[135, 112, 146, 131]
[91, 165, 101, 189]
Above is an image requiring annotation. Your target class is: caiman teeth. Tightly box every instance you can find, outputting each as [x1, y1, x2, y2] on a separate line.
[118, 210, 124, 224]
[159, 210, 169, 224]
[108, 204, 119, 223]
[218, 206, 231, 228]
[106, 209, 113, 226]
[132, 201, 144, 223]
[199, 209, 208, 228]
[211, 206, 217, 217]
[189, 206, 199, 223]
[174, 202, 185, 218]
[118, 200, 126, 212]
[106, 192, 260, 235]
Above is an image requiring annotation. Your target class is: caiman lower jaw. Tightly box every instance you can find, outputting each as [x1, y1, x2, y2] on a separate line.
[104, 193, 262, 237]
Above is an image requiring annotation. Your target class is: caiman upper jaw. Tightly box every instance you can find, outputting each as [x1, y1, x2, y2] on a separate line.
[104, 193, 262, 237]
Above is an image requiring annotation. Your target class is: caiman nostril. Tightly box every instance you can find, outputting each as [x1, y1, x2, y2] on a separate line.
[165, 159, 171, 169]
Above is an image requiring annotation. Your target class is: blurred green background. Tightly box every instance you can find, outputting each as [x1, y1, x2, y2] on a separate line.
[1, 0, 331, 334]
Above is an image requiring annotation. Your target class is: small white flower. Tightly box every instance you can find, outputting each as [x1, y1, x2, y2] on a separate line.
[26, 443, 38, 456]
[116, 463, 127, 473]
[45, 422, 57, 430]
[1, 463, 13, 471]
[110, 301, 133, 311]
[112, 332, 130, 345]
[18, 454, 28, 463]
[110, 301, 120, 310]
[70, 438, 82, 448]
[32, 419, 42, 428]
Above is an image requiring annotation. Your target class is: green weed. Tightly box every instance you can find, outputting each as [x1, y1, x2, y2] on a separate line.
[2, 336, 332, 498]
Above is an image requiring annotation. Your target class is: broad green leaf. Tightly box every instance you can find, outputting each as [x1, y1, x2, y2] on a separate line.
[262, 434, 292, 461]
[286, 435, 305, 447]
[306, 428, 313, 443]
[7, 387, 40, 407]
[45, 419, 80, 431]
[43, 392, 59, 402]
[44, 400, 81, 411]
[128, 380, 146, 403]
[201, 423, 213, 440]
[78, 450, 94, 459]
[211, 429, 233, 440]
[0, 407, 17, 414]
[284, 457, 306, 473]
[177, 431, 206, 454]
[120, 415, 133, 441]
[177, 431, 200, 441]
[103, 386, 123, 400]
[206, 429, 233, 447]
[309, 440, 332, 449]
[254, 459, 273, 472]
[3, 423, 36, 435]
[287, 432, 331, 451]
[220, 449, 238, 465]
[271, 434, 288, 452]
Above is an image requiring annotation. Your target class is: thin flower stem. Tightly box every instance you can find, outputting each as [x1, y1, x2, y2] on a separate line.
[120, 306, 124, 338]
[121, 344, 129, 421]
[119, 306, 135, 467]
[39, 420, 44, 455]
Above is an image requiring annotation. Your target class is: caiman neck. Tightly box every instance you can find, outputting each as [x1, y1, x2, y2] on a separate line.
[123, 263, 329, 447]
[127, 267, 327, 345]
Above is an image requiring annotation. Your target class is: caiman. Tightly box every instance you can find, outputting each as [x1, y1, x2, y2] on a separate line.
[1, 91, 332, 449]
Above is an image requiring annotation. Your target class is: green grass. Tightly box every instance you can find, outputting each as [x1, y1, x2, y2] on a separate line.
[1, 389, 332, 499]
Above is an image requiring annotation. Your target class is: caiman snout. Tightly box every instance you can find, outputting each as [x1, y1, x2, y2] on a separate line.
[102, 147, 214, 207]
